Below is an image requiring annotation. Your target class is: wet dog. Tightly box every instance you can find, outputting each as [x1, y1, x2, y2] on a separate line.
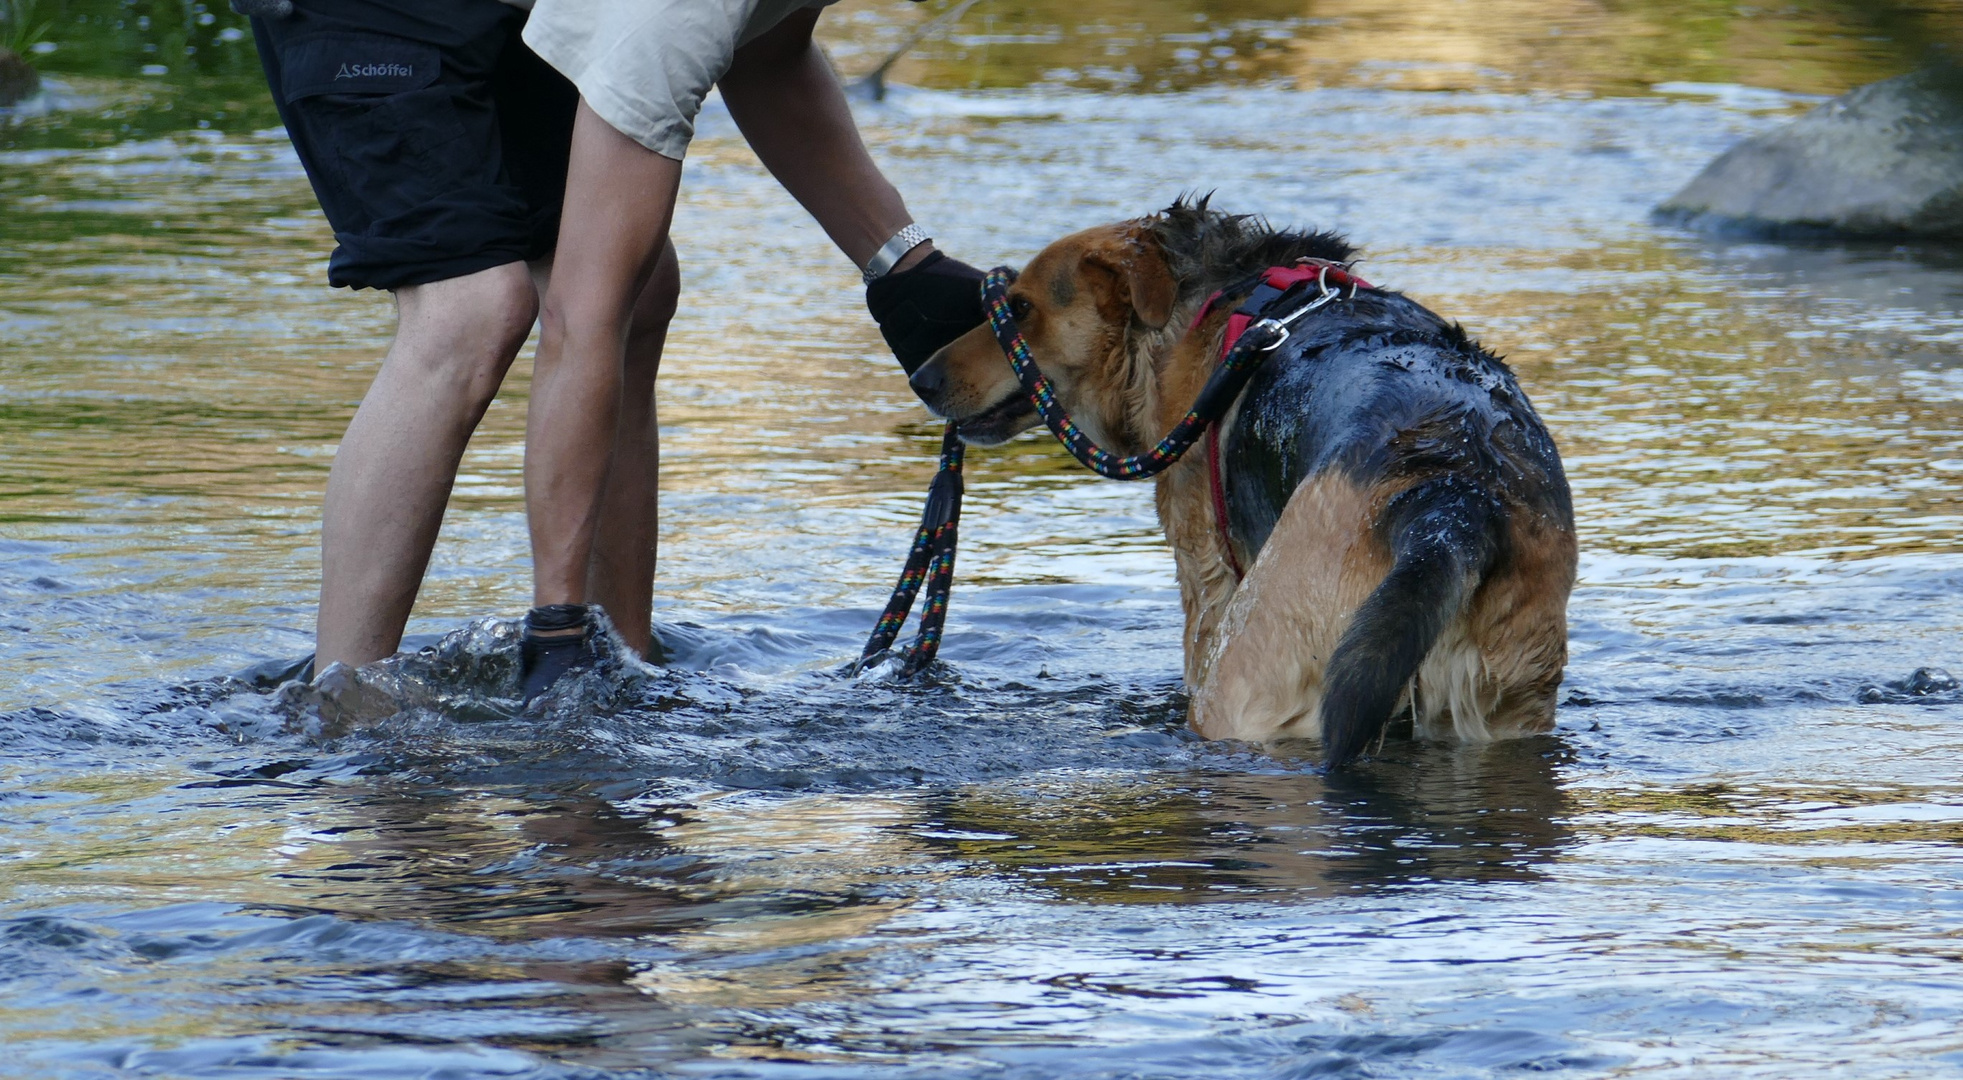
[908, 201, 1576, 765]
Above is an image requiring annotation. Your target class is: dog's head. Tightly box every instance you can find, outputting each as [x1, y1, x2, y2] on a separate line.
[909, 222, 1178, 451]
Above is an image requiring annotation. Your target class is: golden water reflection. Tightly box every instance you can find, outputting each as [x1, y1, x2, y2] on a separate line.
[1, 747, 1955, 1060]
[824, 0, 1963, 96]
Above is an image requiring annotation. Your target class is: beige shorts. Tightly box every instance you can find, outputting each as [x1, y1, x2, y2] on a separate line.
[521, 0, 835, 160]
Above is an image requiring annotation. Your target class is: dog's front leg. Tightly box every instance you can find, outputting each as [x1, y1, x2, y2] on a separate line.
[1156, 464, 1242, 691]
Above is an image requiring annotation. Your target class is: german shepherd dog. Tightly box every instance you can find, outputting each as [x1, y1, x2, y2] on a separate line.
[908, 202, 1577, 765]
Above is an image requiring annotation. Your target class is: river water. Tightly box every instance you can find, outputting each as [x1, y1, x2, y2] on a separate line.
[3, 1, 1962, 1077]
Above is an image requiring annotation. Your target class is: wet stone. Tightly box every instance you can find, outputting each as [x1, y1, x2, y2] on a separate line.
[1907, 667, 1961, 695]
[1856, 667, 1962, 705]
[1658, 63, 1963, 240]
[0, 49, 38, 108]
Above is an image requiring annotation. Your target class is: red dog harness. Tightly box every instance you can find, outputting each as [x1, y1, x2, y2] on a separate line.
[1190, 259, 1373, 580]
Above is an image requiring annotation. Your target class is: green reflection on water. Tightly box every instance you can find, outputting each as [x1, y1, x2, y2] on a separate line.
[10, 0, 1963, 153]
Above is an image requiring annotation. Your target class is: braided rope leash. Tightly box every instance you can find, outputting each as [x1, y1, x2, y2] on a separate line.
[857, 260, 1368, 674]
[987, 266, 1282, 479]
[856, 424, 964, 675]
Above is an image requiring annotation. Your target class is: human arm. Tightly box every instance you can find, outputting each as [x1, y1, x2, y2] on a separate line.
[718, 8, 983, 373]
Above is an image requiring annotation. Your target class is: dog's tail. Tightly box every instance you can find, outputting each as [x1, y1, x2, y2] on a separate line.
[1319, 473, 1500, 768]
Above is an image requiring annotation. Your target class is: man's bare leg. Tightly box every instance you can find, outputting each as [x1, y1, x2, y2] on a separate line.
[527, 102, 683, 615]
[584, 242, 678, 658]
[316, 262, 538, 669]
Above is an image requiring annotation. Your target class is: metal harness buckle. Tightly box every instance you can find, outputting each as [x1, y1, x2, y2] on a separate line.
[1252, 265, 1357, 351]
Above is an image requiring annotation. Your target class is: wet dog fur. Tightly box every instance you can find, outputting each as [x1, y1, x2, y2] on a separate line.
[908, 200, 1577, 766]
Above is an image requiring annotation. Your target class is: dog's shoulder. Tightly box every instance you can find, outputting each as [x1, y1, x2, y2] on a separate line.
[1220, 287, 1568, 551]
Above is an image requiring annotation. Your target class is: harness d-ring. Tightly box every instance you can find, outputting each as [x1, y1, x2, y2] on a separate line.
[1255, 265, 1348, 351]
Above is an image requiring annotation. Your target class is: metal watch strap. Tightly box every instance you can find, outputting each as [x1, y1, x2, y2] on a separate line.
[862, 223, 930, 284]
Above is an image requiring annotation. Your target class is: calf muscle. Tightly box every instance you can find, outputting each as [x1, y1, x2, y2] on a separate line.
[526, 102, 682, 609]
[316, 262, 537, 669]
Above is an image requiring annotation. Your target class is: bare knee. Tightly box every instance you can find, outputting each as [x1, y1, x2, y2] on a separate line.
[624, 242, 680, 367]
[392, 261, 539, 407]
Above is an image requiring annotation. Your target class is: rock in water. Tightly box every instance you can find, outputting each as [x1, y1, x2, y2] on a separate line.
[0, 48, 40, 107]
[1658, 64, 1963, 240]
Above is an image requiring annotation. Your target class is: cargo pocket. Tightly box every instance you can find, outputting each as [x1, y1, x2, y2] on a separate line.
[278, 31, 471, 226]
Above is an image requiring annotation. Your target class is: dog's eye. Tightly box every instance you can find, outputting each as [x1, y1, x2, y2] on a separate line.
[1009, 296, 1034, 320]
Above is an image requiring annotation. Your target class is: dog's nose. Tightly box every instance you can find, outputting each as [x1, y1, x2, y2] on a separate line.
[908, 358, 947, 410]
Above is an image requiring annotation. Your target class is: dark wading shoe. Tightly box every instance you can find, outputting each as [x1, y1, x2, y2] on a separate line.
[518, 603, 599, 704]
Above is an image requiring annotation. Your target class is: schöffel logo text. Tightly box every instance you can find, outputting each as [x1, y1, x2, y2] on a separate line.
[335, 62, 414, 79]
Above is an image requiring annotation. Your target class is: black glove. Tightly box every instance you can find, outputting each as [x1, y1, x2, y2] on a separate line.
[865, 250, 986, 376]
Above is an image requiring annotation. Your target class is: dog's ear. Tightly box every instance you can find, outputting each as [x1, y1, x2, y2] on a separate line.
[1084, 232, 1177, 329]
[1125, 234, 1178, 330]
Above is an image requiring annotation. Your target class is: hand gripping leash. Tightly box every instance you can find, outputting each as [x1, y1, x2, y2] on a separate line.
[857, 260, 1369, 675]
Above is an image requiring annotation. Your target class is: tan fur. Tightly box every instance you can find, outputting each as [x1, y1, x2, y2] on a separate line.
[916, 220, 1574, 750]
[1187, 474, 1574, 745]
[1187, 473, 1391, 740]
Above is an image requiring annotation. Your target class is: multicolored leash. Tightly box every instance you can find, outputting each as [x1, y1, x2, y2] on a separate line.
[984, 262, 1362, 479]
[858, 259, 1368, 674]
[856, 424, 964, 675]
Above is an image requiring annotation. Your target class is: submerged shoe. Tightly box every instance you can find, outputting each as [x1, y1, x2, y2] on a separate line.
[237, 652, 315, 689]
[518, 603, 595, 704]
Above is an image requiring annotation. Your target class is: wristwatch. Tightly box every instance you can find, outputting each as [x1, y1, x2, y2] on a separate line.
[863, 223, 931, 284]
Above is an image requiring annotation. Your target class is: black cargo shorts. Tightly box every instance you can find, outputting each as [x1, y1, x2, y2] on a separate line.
[252, 0, 577, 290]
